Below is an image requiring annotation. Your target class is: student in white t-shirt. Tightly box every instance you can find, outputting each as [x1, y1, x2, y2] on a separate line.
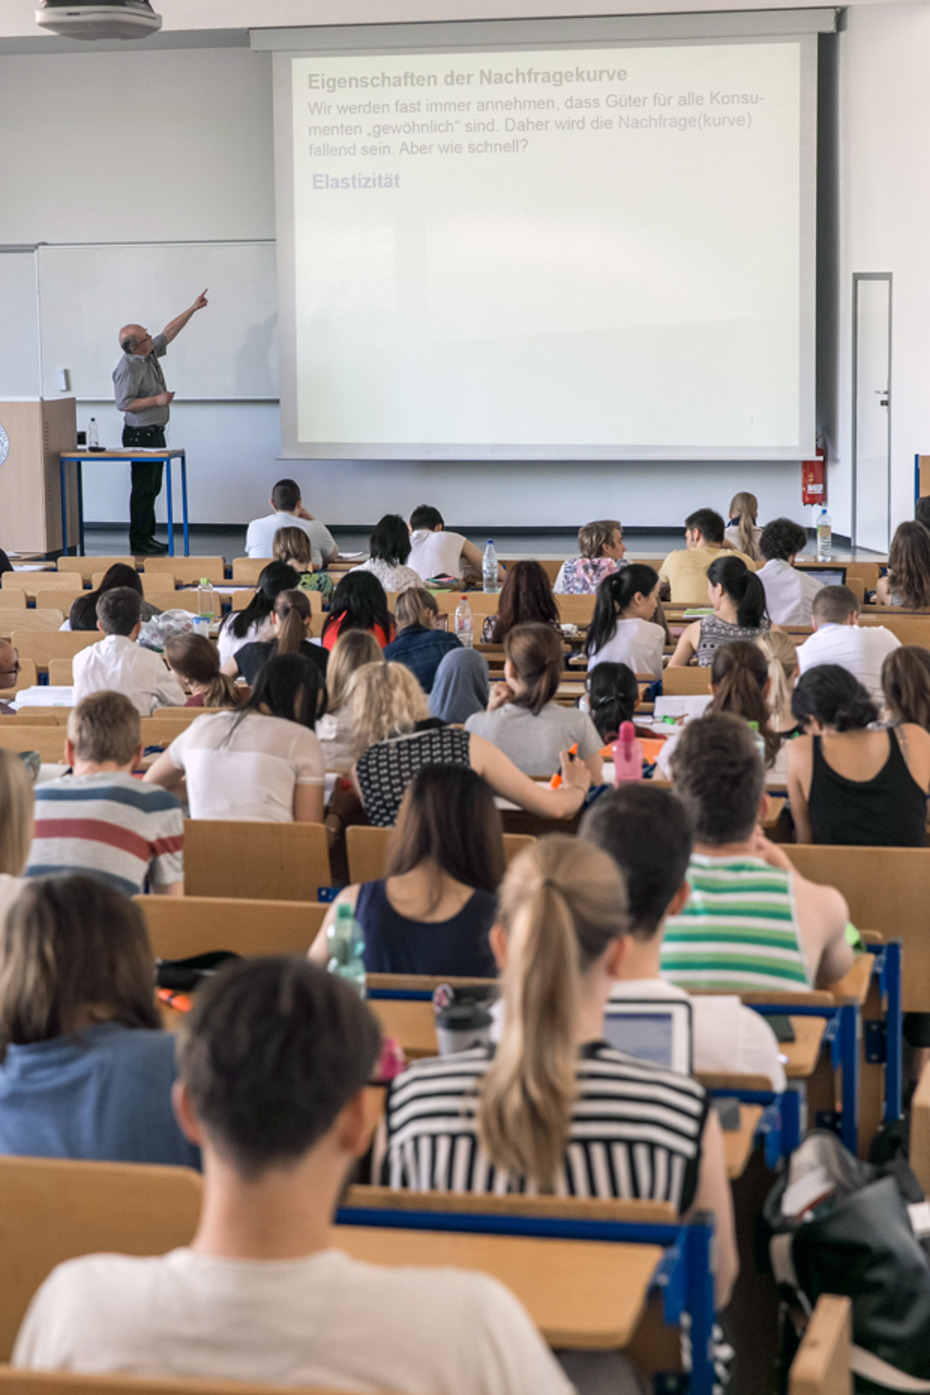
[581, 783, 787, 1090]
[795, 584, 900, 705]
[406, 503, 503, 584]
[13, 957, 572, 1395]
[244, 479, 338, 569]
[584, 564, 666, 681]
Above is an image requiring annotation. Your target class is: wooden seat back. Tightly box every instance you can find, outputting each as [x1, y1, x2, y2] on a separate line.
[182, 820, 331, 900]
[0, 610, 65, 638]
[662, 666, 711, 695]
[20, 574, 84, 593]
[231, 557, 266, 585]
[555, 593, 596, 625]
[0, 726, 68, 761]
[0, 593, 25, 610]
[0, 712, 62, 726]
[344, 1183, 675, 1224]
[345, 825, 534, 884]
[143, 558, 227, 586]
[0, 1374, 368, 1395]
[0, 659, 38, 700]
[46, 660, 73, 687]
[0, 1156, 201, 1360]
[139, 717, 206, 746]
[136, 895, 325, 960]
[58, 556, 136, 581]
[143, 591, 223, 617]
[788, 1295, 852, 1395]
[10, 631, 100, 677]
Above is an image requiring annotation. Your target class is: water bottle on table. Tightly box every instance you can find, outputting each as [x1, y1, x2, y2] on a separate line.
[816, 508, 832, 561]
[612, 721, 644, 783]
[87, 418, 99, 449]
[326, 903, 366, 999]
[454, 595, 474, 648]
[196, 578, 214, 637]
[482, 540, 499, 593]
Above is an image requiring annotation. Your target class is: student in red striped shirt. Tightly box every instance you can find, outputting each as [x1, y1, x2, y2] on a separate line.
[25, 692, 183, 897]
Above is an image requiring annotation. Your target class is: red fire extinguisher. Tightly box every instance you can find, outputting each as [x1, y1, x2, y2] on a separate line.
[801, 438, 827, 507]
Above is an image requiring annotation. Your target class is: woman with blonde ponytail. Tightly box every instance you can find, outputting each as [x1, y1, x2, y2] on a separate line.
[724, 491, 764, 563]
[221, 589, 328, 688]
[381, 836, 737, 1306]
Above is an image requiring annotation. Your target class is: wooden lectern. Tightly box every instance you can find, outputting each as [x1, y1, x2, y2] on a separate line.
[0, 399, 79, 555]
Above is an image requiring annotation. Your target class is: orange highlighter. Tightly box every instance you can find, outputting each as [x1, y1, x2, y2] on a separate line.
[550, 743, 578, 789]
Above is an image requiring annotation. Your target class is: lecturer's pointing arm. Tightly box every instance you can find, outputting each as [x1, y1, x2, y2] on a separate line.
[162, 289, 209, 344]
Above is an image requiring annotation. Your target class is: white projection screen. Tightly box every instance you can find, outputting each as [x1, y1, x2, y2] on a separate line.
[270, 18, 819, 462]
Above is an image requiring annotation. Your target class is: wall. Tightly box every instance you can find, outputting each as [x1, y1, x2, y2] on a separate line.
[0, 30, 833, 531]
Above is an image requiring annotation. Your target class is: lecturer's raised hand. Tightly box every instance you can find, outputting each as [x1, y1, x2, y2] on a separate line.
[191, 289, 208, 312]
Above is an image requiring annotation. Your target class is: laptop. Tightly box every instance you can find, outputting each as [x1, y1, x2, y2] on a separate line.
[796, 564, 847, 587]
[602, 997, 693, 1074]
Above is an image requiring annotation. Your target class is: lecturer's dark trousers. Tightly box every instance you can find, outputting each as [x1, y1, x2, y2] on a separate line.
[122, 423, 166, 548]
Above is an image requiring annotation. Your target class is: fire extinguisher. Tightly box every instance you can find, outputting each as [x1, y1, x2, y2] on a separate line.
[801, 437, 827, 506]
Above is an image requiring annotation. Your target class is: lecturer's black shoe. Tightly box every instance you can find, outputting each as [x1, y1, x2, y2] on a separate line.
[130, 536, 170, 555]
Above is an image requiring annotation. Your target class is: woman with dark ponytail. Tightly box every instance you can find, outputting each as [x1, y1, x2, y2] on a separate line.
[708, 642, 782, 768]
[668, 555, 770, 669]
[585, 564, 665, 679]
[787, 663, 930, 845]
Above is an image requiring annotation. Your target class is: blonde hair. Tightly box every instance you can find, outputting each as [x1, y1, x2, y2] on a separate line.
[325, 630, 383, 714]
[67, 692, 140, 768]
[728, 492, 760, 559]
[0, 749, 34, 877]
[394, 587, 439, 633]
[757, 630, 798, 730]
[479, 836, 628, 1191]
[272, 526, 313, 572]
[346, 661, 430, 751]
[578, 520, 621, 560]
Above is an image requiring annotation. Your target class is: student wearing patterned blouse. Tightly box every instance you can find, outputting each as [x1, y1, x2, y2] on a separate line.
[380, 835, 738, 1312]
[667, 555, 771, 670]
[553, 519, 627, 595]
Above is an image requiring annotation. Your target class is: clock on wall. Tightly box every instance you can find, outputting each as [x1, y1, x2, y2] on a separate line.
[0, 424, 9, 467]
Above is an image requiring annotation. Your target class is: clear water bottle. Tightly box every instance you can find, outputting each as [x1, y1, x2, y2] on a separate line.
[326, 903, 366, 998]
[196, 578, 214, 636]
[87, 417, 99, 449]
[454, 595, 474, 648]
[816, 508, 832, 561]
[612, 721, 643, 783]
[747, 720, 767, 766]
[482, 540, 498, 594]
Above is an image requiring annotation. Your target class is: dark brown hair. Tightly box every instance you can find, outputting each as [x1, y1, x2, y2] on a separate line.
[709, 641, 781, 768]
[882, 646, 930, 731]
[503, 623, 562, 715]
[886, 522, 930, 609]
[70, 564, 143, 632]
[272, 589, 312, 655]
[488, 560, 559, 644]
[0, 876, 159, 1059]
[385, 764, 506, 901]
[164, 634, 243, 709]
[670, 712, 765, 845]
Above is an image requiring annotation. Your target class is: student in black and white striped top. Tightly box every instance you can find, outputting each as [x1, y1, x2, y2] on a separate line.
[380, 835, 738, 1311]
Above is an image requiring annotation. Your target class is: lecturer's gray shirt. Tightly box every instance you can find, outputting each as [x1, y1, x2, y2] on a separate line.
[112, 332, 169, 428]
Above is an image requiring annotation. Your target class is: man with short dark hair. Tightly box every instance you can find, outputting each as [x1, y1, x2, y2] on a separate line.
[72, 587, 185, 715]
[25, 691, 183, 896]
[662, 713, 852, 991]
[796, 583, 900, 703]
[407, 503, 501, 584]
[582, 784, 786, 1086]
[756, 517, 823, 624]
[244, 479, 337, 567]
[14, 958, 572, 1395]
[659, 507, 758, 604]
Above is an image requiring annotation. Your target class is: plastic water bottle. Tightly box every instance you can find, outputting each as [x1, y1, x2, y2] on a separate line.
[748, 720, 767, 765]
[612, 721, 643, 783]
[454, 595, 474, 648]
[482, 540, 499, 594]
[196, 578, 214, 636]
[326, 903, 366, 999]
[87, 417, 99, 449]
[816, 508, 832, 561]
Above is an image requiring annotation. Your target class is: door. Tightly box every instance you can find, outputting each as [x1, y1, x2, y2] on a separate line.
[852, 274, 892, 552]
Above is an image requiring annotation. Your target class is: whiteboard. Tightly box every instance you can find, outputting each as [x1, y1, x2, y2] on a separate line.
[0, 250, 41, 399]
[37, 241, 278, 401]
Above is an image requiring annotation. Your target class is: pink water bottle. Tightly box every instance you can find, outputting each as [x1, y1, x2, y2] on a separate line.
[612, 721, 643, 784]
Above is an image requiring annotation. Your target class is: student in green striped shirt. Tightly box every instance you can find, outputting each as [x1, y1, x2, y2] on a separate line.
[660, 712, 853, 992]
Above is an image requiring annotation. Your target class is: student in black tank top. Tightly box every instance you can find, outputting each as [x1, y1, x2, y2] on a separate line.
[786, 665, 930, 846]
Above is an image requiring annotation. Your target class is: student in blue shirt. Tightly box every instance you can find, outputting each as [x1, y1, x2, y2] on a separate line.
[383, 586, 461, 694]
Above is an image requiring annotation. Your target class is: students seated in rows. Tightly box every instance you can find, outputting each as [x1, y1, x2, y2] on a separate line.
[876, 520, 930, 608]
[311, 766, 500, 978]
[659, 507, 758, 605]
[27, 693, 183, 896]
[380, 835, 737, 1309]
[14, 957, 572, 1395]
[585, 564, 664, 680]
[406, 503, 498, 585]
[383, 586, 461, 694]
[223, 588, 327, 686]
[145, 654, 325, 824]
[320, 571, 394, 652]
[164, 634, 243, 710]
[244, 478, 337, 568]
[787, 664, 930, 847]
[667, 556, 770, 668]
[483, 559, 560, 644]
[796, 584, 899, 704]
[0, 875, 198, 1167]
[882, 646, 930, 732]
[271, 526, 333, 600]
[0, 749, 32, 930]
[553, 518, 627, 594]
[348, 661, 590, 827]
[72, 588, 185, 716]
[755, 517, 824, 625]
[466, 623, 602, 780]
[662, 712, 852, 991]
[67, 563, 160, 632]
[350, 513, 421, 594]
[583, 784, 785, 1089]
[315, 630, 383, 774]
[723, 491, 765, 563]
[216, 562, 299, 667]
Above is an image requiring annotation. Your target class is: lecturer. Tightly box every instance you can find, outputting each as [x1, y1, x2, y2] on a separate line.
[112, 290, 208, 555]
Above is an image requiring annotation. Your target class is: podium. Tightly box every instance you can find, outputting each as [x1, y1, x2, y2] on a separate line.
[0, 399, 79, 555]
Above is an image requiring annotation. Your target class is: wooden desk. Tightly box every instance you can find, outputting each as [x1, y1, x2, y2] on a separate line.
[783, 1016, 826, 1079]
[371, 999, 438, 1058]
[722, 1105, 763, 1181]
[332, 1224, 664, 1350]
